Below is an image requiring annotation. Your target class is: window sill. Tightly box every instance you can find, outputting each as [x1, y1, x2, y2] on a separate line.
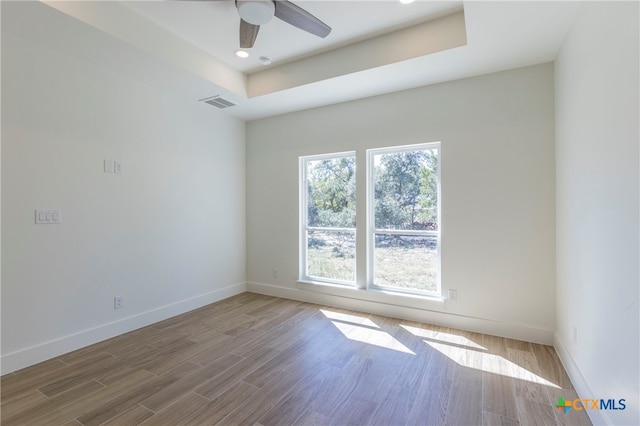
[296, 280, 446, 311]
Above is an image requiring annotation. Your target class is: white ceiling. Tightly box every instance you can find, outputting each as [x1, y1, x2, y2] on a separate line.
[122, 1, 465, 73]
[6, 1, 581, 121]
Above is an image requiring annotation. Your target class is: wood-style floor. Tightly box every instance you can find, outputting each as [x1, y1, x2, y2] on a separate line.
[1, 293, 591, 426]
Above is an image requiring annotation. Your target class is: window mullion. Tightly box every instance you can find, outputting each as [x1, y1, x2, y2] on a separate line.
[372, 229, 439, 237]
[307, 226, 355, 233]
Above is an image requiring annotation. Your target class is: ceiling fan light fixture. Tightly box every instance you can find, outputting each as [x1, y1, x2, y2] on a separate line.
[237, 0, 275, 25]
[236, 0, 331, 49]
[235, 49, 250, 58]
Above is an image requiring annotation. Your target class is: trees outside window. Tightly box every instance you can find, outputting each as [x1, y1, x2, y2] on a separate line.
[300, 142, 440, 296]
[369, 144, 440, 294]
[300, 153, 356, 284]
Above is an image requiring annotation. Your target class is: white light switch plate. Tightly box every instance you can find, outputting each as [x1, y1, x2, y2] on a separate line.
[104, 159, 114, 173]
[114, 160, 123, 174]
[35, 209, 61, 224]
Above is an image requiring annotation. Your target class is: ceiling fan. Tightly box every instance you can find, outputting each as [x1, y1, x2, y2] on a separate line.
[235, 0, 331, 48]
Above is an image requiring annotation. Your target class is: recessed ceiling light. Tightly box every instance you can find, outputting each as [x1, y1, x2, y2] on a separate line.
[235, 49, 250, 59]
[398, 0, 415, 4]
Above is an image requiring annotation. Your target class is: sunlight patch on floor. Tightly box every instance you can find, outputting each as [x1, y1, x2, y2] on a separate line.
[321, 309, 414, 354]
[320, 309, 380, 328]
[400, 324, 487, 350]
[331, 321, 416, 355]
[425, 341, 561, 389]
[398, 323, 560, 388]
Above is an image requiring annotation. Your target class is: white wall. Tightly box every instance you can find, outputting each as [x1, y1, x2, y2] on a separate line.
[1, 20, 246, 372]
[555, 2, 639, 425]
[247, 63, 556, 343]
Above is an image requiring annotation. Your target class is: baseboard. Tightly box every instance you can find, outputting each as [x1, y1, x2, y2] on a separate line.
[1, 282, 246, 375]
[554, 333, 609, 425]
[247, 281, 554, 345]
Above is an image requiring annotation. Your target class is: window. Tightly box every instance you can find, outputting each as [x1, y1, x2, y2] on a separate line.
[300, 143, 440, 297]
[300, 152, 356, 285]
[368, 143, 440, 295]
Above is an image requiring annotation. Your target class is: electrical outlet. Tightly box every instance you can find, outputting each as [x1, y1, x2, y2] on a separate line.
[448, 289, 457, 301]
[114, 295, 124, 310]
[114, 160, 123, 174]
[272, 268, 279, 279]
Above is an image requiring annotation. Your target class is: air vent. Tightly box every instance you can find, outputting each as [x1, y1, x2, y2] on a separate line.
[200, 96, 236, 109]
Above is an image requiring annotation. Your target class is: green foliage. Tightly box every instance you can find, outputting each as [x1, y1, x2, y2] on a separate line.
[306, 150, 438, 230]
[307, 157, 356, 228]
[374, 149, 438, 230]
[418, 152, 438, 227]
[304, 148, 439, 289]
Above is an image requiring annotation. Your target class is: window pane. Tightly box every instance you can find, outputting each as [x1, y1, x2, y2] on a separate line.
[307, 230, 355, 282]
[307, 157, 356, 228]
[374, 234, 438, 292]
[373, 149, 438, 231]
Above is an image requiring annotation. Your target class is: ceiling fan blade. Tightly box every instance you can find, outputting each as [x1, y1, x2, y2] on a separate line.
[274, 0, 331, 38]
[240, 18, 260, 48]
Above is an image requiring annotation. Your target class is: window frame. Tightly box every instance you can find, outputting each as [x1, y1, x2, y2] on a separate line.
[366, 142, 441, 296]
[299, 151, 357, 287]
[298, 142, 442, 298]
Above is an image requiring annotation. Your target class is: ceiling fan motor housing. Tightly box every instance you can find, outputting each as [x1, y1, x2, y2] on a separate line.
[237, 0, 275, 25]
